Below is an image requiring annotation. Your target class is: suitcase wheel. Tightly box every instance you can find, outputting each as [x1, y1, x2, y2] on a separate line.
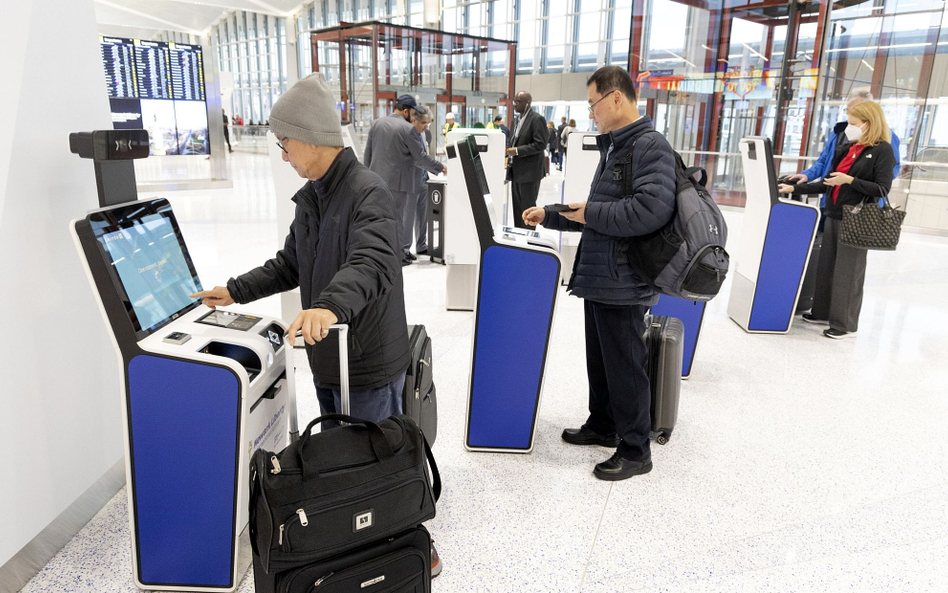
[656, 435, 668, 446]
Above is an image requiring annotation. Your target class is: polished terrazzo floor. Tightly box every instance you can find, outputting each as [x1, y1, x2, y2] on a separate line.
[22, 151, 948, 592]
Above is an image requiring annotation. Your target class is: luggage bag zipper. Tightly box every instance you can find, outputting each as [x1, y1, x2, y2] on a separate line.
[278, 477, 428, 552]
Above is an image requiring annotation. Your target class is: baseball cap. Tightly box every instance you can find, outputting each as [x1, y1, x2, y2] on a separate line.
[396, 94, 418, 109]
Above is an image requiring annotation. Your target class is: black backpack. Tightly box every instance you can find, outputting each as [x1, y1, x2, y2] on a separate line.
[622, 132, 729, 301]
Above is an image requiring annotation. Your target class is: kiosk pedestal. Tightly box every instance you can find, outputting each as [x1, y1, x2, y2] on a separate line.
[449, 135, 562, 453]
[426, 176, 446, 264]
[727, 137, 820, 333]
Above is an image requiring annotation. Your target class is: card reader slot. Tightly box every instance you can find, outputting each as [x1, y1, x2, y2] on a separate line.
[199, 341, 262, 383]
[251, 371, 287, 413]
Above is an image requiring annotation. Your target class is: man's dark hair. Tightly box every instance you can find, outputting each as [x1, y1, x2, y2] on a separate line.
[395, 103, 413, 112]
[587, 66, 637, 102]
[493, 115, 503, 122]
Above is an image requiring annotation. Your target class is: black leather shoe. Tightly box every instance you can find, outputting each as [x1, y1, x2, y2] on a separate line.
[593, 453, 653, 481]
[401, 258, 412, 267]
[562, 426, 621, 447]
[416, 249, 428, 256]
[801, 314, 828, 325]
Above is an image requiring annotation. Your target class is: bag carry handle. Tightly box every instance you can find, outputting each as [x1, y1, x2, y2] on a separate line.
[297, 414, 396, 478]
[684, 166, 708, 187]
[422, 432, 442, 502]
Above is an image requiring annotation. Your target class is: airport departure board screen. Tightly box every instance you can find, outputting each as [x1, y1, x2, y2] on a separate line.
[100, 36, 209, 156]
[89, 199, 203, 337]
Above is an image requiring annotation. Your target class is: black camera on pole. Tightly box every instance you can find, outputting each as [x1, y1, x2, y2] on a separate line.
[69, 130, 149, 208]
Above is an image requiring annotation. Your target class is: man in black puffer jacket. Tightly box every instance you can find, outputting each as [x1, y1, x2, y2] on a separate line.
[191, 73, 410, 424]
[524, 66, 676, 481]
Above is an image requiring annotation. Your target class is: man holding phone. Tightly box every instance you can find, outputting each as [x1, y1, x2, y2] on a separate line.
[522, 66, 676, 481]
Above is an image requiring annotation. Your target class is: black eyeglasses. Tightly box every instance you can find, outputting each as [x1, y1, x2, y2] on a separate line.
[275, 139, 288, 153]
[588, 90, 617, 113]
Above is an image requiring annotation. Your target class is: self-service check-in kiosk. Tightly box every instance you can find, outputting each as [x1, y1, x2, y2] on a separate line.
[449, 135, 562, 453]
[727, 137, 820, 333]
[443, 129, 507, 311]
[70, 131, 296, 592]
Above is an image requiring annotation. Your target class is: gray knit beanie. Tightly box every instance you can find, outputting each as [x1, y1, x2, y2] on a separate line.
[269, 73, 344, 147]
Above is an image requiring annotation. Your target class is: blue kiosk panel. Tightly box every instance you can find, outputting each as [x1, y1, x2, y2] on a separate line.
[650, 295, 706, 378]
[748, 203, 820, 332]
[467, 246, 559, 450]
[128, 355, 241, 588]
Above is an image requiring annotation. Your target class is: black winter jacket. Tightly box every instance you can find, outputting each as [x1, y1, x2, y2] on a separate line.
[792, 140, 895, 220]
[541, 116, 677, 306]
[227, 148, 410, 389]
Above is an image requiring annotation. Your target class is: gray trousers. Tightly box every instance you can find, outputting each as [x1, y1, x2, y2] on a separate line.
[413, 186, 428, 252]
[811, 217, 868, 332]
[391, 190, 412, 255]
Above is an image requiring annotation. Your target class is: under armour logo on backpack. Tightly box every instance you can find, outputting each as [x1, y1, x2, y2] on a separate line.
[709, 224, 719, 235]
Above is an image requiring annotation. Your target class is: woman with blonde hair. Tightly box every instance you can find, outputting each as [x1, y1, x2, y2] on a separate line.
[778, 100, 896, 339]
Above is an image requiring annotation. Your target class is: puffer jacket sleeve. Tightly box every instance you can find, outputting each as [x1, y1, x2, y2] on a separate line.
[540, 205, 584, 232]
[227, 209, 301, 304]
[584, 133, 677, 237]
[311, 187, 401, 323]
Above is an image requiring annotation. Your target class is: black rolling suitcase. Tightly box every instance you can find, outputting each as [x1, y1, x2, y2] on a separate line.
[404, 325, 438, 447]
[270, 525, 431, 593]
[643, 315, 683, 445]
[796, 231, 822, 314]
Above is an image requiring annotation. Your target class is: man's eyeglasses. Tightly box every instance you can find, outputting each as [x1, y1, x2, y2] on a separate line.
[587, 90, 617, 113]
[275, 139, 288, 153]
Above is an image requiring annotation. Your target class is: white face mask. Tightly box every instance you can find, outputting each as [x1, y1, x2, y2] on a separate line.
[844, 123, 866, 142]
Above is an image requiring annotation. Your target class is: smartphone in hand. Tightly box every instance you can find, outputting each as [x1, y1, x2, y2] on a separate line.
[549, 203, 578, 213]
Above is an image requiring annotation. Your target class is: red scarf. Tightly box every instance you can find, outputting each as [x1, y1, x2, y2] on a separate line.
[832, 144, 866, 204]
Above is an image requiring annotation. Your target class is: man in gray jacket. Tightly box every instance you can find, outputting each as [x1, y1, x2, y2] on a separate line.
[409, 106, 438, 256]
[364, 95, 446, 265]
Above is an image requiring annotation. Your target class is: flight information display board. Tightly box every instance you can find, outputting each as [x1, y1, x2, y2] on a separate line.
[133, 40, 173, 100]
[170, 43, 206, 101]
[100, 36, 210, 156]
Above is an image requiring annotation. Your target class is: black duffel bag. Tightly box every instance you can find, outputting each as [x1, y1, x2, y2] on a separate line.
[249, 413, 441, 575]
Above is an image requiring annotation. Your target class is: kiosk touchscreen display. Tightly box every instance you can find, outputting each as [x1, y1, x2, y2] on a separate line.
[459, 135, 499, 232]
[88, 199, 203, 336]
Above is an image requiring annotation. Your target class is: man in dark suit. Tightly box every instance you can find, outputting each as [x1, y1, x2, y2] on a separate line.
[505, 92, 548, 229]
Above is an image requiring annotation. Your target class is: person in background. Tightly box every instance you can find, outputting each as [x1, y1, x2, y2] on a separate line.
[443, 112, 458, 137]
[556, 116, 568, 166]
[786, 88, 900, 192]
[489, 115, 511, 141]
[409, 106, 439, 257]
[472, 122, 485, 129]
[548, 121, 562, 171]
[363, 94, 446, 266]
[505, 92, 548, 229]
[778, 100, 895, 340]
[522, 66, 676, 481]
[560, 119, 577, 167]
[222, 111, 234, 153]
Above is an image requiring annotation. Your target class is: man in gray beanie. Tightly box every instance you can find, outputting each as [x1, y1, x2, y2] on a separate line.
[190, 72, 411, 428]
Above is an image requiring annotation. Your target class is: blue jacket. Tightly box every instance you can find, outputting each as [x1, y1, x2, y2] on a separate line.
[541, 116, 676, 306]
[802, 121, 900, 206]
